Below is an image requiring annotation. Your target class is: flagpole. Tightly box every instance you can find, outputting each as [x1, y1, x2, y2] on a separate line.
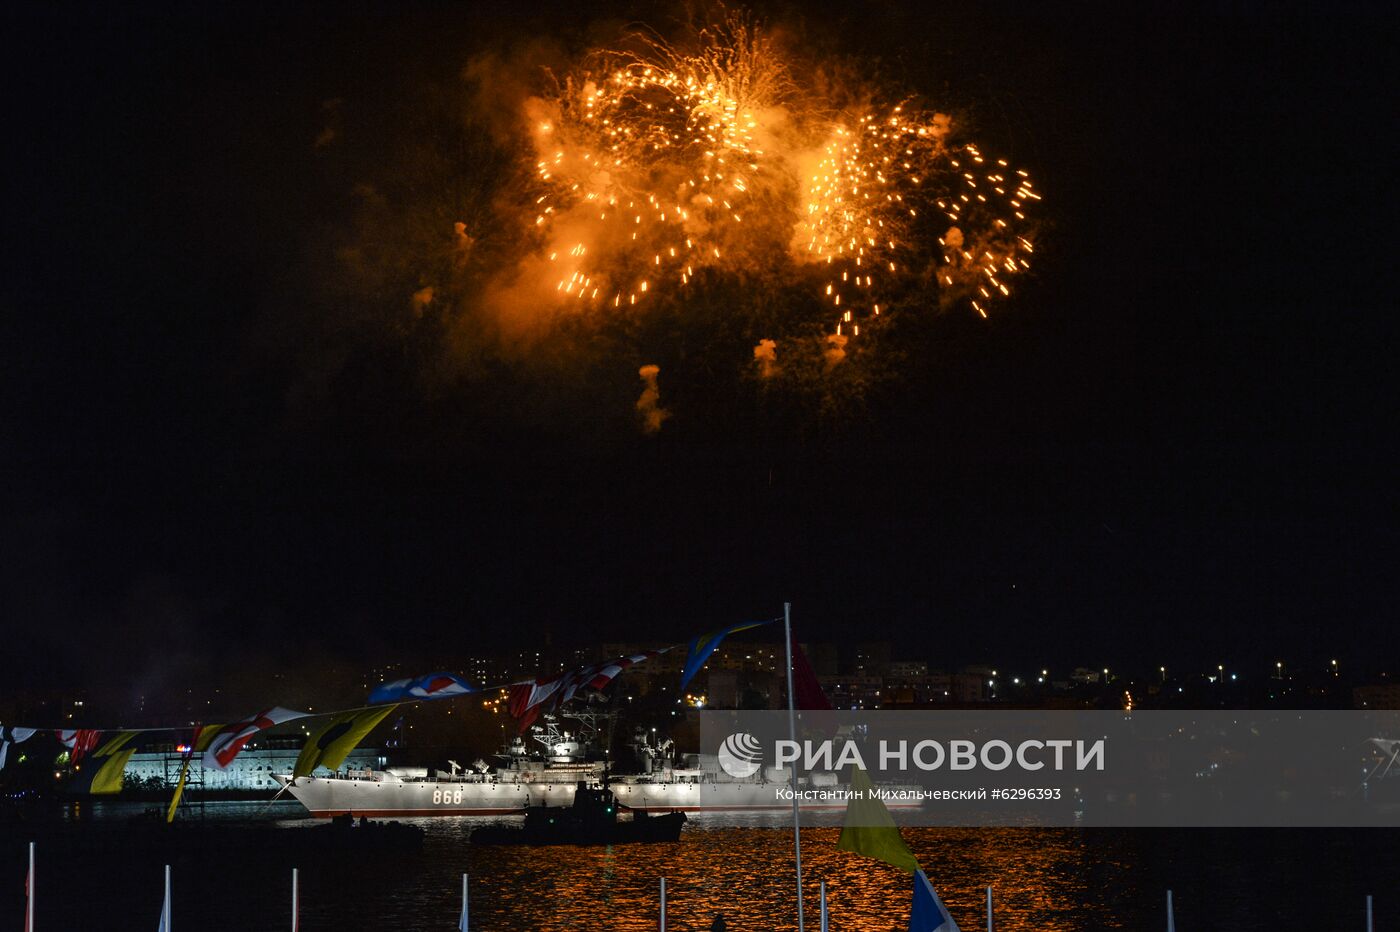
[784, 601, 805, 932]
[1166, 889, 1174, 932]
[26, 841, 34, 932]
[461, 874, 469, 932]
[986, 885, 993, 931]
[1366, 894, 1373, 932]
[659, 877, 666, 932]
[292, 868, 299, 932]
[163, 864, 172, 932]
[819, 880, 828, 932]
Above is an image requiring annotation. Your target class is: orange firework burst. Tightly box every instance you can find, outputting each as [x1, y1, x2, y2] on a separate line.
[529, 13, 786, 312]
[524, 9, 1039, 341]
[797, 109, 1038, 332]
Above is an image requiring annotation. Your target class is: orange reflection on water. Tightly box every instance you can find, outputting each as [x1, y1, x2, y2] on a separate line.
[442, 824, 1119, 930]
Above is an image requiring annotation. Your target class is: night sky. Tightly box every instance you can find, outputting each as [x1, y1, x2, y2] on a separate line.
[4, 1, 1394, 705]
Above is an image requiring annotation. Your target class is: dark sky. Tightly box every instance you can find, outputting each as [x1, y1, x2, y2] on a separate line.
[3, 1, 1395, 701]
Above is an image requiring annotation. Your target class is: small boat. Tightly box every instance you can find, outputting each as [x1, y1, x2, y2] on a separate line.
[470, 781, 686, 846]
[304, 812, 425, 850]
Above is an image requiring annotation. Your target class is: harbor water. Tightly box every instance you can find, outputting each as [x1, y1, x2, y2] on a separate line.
[1, 801, 1393, 929]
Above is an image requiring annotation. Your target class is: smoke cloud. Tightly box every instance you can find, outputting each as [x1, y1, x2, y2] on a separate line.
[823, 333, 847, 369]
[753, 338, 778, 378]
[411, 286, 435, 314]
[636, 364, 670, 434]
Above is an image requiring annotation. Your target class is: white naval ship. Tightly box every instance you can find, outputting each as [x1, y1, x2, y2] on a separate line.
[273, 719, 604, 817]
[275, 715, 922, 817]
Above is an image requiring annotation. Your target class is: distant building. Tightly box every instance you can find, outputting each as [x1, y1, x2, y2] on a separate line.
[806, 642, 840, 676]
[949, 673, 988, 703]
[927, 673, 956, 701]
[818, 674, 883, 709]
[706, 670, 781, 709]
[124, 745, 382, 792]
[461, 656, 499, 684]
[710, 643, 782, 675]
[505, 649, 545, 680]
[880, 665, 943, 705]
[852, 642, 891, 676]
[708, 670, 740, 708]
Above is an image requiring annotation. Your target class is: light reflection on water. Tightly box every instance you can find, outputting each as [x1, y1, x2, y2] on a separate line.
[10, 803, 1394, 930]
[381, 817, 1120, 931]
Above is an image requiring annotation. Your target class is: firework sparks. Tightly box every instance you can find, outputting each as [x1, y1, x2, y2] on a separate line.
[522, 11, 1039, 340]
[796, 111, 1037, 329]
[526, 13, 784, 317]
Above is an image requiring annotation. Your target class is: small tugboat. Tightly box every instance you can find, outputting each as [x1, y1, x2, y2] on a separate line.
[303, 812, 425, 851]
[470, 781, 685, 846]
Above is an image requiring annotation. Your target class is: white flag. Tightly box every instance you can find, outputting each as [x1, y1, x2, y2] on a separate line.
[0, 725, 37, 770]
[202, 707, 307, 771]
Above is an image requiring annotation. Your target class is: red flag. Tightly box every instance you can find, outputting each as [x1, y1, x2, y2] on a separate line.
[56, 729, 102, 763]
[508, 650, 668, 732]
[789, 633, 833, 711]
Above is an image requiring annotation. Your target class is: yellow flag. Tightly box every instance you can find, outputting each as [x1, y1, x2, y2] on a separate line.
[192, 723, 224, 752]
[85, 750, 135, 789]
[836, 766, 920, 873]
[80, 732, 142, 795]
[93, 731, 139, 757]
[293, 705, 397, 779]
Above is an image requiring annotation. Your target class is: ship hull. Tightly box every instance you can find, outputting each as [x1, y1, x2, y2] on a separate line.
[276, 775, 922, 817]
[274, 775, 576, 817]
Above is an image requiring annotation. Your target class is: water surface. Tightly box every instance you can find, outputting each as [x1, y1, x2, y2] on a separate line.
[2, 802, 1393, 929]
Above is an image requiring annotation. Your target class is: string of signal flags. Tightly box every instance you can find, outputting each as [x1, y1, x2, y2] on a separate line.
[0, 618, 779, 810]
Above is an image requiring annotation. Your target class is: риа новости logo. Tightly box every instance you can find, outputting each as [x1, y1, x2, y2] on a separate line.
[717, 732, 763, 778]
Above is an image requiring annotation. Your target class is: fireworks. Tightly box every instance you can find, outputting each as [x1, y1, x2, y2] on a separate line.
[527, 13, 788, 319]
[523, 11, 1040, 341]
[797, 112, 1038, 330]
[532, 62, 761, 308]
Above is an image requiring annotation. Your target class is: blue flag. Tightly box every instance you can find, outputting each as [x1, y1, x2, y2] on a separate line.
[677, 619, 775, 693]
[369, 672, 475, 705]
[910, 869, 961, 932]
